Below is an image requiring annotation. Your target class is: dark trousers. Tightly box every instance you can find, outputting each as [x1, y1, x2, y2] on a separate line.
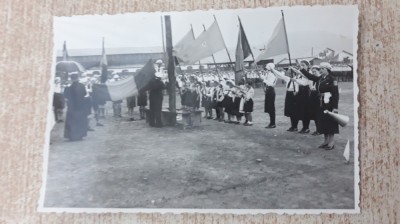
[149, 109, 162, 127]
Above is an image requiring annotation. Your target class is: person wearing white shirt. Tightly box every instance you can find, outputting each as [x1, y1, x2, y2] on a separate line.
[263, 65, 278, 128]
[243, 80, 255, 126]
[268, 63, 301, 132]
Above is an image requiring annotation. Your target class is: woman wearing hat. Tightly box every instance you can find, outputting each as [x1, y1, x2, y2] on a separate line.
[292, 62, 339, 150]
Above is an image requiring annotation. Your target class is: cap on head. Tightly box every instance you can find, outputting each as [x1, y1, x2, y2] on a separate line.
[311, 65, 320, 70]
[300, 60, 310, 68]
[319, 62, 332, 71]
[113, 74, 120, 79]
[266, 63, 275, 70]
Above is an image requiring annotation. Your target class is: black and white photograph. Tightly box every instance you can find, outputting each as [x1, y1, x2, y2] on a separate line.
[40, 5, 359, 213]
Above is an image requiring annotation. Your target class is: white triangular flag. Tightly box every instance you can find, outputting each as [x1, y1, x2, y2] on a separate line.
[343, 140, 350, 162]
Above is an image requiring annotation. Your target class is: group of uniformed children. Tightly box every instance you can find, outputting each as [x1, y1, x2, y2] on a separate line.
[178, 60, 341, 150]
[178, 74, 255, 126]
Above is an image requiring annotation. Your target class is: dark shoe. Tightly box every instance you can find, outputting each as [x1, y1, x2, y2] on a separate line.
[299, 128, 310, 134]
[325, 145, 335, 150]
[213, 118, 219, 120]
[218, 119, 224, 122]
[287, 127, 298, 132]
[318, 143, 328, 148]
[96, 123, 103, 126]
[207, 117, 213, 119]
[265, 124, 276, 128]
[234, 121, 240, 124]
[244, 123, 253, 126]
[129, 118, 135, 121]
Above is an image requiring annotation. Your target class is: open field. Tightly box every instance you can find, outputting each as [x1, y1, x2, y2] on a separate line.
[44, 82, 356, 209]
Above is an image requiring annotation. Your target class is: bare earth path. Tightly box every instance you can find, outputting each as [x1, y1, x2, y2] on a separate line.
[44, 83, 355, 209]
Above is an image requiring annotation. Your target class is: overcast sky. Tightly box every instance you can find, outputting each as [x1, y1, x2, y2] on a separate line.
[54, 5, 358, 59]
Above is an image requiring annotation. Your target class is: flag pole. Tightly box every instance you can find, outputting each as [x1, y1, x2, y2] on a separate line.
[213, 15, 234, 70]
[164, 15, 176, 114]
[203, 24, 221, 81]
[161, 16, 168, 67]
[281, 10, 292, 67]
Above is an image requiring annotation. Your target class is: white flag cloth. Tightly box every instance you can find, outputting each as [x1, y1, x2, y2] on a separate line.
[176, 21, 226, 65]
[343, 140, 350, 162]
[256, 18, 289, 61]
[173, 29, 195, 60]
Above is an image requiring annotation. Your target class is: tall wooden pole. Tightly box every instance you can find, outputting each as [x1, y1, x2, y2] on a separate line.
[161, 16, 167, 66]
[164, 15, 176, 113]
[281, 10, 292, 67]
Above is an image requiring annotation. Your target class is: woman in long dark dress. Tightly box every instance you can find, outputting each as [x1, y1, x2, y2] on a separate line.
[292, 62, 339, 150]
[63, 73, 88, 141]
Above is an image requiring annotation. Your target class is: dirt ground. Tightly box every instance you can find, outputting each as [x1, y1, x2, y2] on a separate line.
[44, 82, 356, 209]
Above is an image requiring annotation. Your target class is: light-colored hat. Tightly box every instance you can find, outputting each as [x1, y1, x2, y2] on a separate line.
[113, 74, 120, 79]
[319, 62, 332, 70]
[265, 63, 275, 70]
[311, 65, 320, 70]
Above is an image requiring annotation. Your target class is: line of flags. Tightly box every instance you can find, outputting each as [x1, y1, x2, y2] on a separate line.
[174, 20, 226, 65]
[173, 12, 292, 84]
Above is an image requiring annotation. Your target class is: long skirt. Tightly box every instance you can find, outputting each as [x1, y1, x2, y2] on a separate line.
[64, 109, 88, 140]
[293, 86, 310, 121]
[308, 90, 320, 121]
[264, 87, 275, 114]
[317, 101, 339, 134]
[284, 91, 296, 118]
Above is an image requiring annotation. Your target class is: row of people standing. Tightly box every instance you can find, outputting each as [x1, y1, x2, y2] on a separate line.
[264, 61, 339, 150]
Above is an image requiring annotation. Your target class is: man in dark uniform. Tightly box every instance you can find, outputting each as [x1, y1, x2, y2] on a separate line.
[144, 73, 165, 127]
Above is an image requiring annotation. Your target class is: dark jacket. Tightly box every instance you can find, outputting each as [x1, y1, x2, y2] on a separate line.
[300, 69, 339, 109]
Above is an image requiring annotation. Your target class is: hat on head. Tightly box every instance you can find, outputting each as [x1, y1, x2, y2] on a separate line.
[113, 74, 120, 79]
[311, 65, 320, 70]
[265, 63, 275, 70]
[300, 60, 310, 68]
[319, 62, 332, 70]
